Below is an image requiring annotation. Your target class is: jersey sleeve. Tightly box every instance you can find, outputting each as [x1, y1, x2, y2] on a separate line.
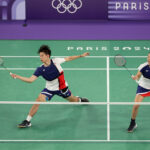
[138, 62, 148, 73]
[52, 58, 66, 64]
[138, 64, 143, 72]
[33, 67, 41, 77]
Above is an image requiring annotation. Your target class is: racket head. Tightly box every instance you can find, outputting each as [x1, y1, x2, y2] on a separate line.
[0, 56, 4, 66]
[114, 54, 126, 67]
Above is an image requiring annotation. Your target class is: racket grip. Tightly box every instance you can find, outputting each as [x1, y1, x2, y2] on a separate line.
[131, 75, 139, 84]
[10, 72, 16, 79]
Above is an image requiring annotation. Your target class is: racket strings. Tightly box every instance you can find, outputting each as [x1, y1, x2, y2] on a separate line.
[114, 54, 126, 67]
[114, 54, 133, 77]
[0, 57, 11, 74]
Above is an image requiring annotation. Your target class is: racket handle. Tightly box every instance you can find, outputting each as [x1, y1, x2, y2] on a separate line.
[131, 75, 139, 84]
[10, 72, 16, 79]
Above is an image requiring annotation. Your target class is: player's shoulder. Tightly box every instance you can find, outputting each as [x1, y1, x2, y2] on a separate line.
[138, 62, 148, 70]
[52, 58, 65, 64]
[36, 64, 44, 70]
[52, 57, 63, 61]
[140, 62, 148, 68]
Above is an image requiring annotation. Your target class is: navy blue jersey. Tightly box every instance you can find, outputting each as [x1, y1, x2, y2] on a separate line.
[139, 63, 150, 79]
[34, 60, 60, 81]
[138, 62, 150, 89]
[33, 58, 68, 91]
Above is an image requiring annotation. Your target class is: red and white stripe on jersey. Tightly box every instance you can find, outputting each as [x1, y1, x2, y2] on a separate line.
[46, 58, 68, 91]
[58, 72, 67, 90]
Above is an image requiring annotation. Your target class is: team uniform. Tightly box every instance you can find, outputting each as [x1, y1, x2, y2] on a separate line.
[18, 56, 89, 128]
[136, 62, 150, 97]
[127, 62, 150, 132]
[33, 58, 71, 100]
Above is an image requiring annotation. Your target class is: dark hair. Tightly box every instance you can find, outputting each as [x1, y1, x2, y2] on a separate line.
[38, 45, 51, 57]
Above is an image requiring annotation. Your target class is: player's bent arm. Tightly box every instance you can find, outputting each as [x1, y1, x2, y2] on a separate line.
[65, 52, 90, 62]
[11, 74, 37, 83]
[132, 71, 142, 80]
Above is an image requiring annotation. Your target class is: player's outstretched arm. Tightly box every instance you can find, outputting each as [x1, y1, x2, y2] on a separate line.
[10, 74, 37, 83]
[131, 71, 141, 80]
[65, 52, 90, 62]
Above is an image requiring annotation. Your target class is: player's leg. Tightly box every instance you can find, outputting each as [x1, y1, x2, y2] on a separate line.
[18, 89, 54, 128]
[65, 94, 80, 102]
[28, 94, 47, 117]
[65, 94, 89, 102]
[131, 94, 144, 119]
[58, 87, 89, 102]
[18, 93, 47, 128]
[127, 94, 144, 132]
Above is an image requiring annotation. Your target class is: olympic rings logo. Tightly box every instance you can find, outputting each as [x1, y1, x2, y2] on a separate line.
[51, 0, 82, 14]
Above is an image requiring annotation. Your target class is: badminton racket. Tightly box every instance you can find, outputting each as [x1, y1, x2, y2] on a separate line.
[0, 56, 16, 78]
[0, 56, 12, 74]
[114, 54, 138, 83]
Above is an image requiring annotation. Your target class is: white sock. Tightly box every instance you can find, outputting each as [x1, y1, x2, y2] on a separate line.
[26, 115, 32, 122]
[76, 96, 81, 102]
[78, 97, 81, 102]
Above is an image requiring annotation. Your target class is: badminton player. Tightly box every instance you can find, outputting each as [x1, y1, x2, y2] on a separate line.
[128, 53, 150, 132]
[10, 45, 90, 128]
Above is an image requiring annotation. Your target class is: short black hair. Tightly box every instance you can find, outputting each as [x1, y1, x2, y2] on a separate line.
[38, 45, 51, 57]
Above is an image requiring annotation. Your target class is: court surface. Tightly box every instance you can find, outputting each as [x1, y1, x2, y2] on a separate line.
[0, 40, 150, 150]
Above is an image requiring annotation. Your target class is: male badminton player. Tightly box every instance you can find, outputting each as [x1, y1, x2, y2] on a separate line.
[10, 45, 90, 128]
[128, 53, 150, 132]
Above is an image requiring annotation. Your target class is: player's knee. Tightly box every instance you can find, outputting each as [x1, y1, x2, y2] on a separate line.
[36, 94, 46, 102]
[134, 104, 140, 109]
[36, 97, 41, 102]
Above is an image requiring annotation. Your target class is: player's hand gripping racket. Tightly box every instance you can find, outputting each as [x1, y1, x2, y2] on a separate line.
[0, 56, 16, 78]
[114, 54, 139, 83]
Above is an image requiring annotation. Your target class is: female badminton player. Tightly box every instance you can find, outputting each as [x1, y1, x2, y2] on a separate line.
[10, 45, 90, 128]
[128, 53, 150, 132]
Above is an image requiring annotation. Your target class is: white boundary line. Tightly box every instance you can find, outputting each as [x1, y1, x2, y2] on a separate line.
[0, 101, 150, 105]
[0, 56, 147, 58]
[0, 68, 138, 71]
[107, 57, 110, 141]
[0, 140, 150, 142]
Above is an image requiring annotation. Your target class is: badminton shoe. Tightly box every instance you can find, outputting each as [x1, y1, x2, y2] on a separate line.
[127, 123, 137, 133]
[18, 120, 32, 128]
[80, 97, 89, 102]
